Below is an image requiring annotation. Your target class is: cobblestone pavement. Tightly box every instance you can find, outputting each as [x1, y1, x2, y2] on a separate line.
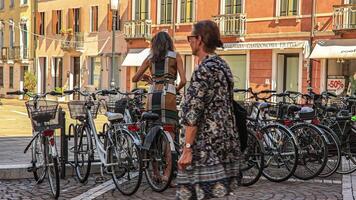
[0, 174, 342, 200]
[96, 177, 342, 200]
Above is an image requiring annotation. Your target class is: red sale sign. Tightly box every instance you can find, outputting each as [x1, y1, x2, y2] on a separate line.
[327, 78, 345, 93]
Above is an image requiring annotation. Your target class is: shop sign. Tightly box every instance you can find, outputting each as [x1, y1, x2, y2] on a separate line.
[327, 78, 345, 95]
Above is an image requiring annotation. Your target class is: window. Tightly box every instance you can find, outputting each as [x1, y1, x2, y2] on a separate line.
[225, 0, 242, 14]
[74, 8, 81, 32]
[21, 23, 28, 58]
[91, 6, 98, 32]
[89, 57, 101, 88]
[9, 20, 14, 48]
[134, 0, 149, 20]
[9, 66, 13, 88]
[0, 25, 3, 50]
[0, 66, 3, 87]
[160, 0, 172, 24]
[220, 55, 247, 100]
[38, 12, 45, 35]
[21, 0, 28, 5]
[0, 0, 4, 10]
[180, 0, 194, 23]
[21, 66, 28, 82]
[280, 0, 298, 16]
[10, 0, 14, 8]
[52, 10, 62, 34]
[108, 5, 121, 31]
[53, 58, 63, 88]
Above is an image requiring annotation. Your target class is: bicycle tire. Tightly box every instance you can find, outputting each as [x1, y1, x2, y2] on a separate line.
[110, 129, 143, 195]
[144, 130, 173, 192]
[261, 123, 298, 182]
[317, 124, 341, 178]
[74, 125, 93, 183]
[290, 123, 328, 180]
[45, 137, 60, 199]
[240, 129, 264, 186]
[337, 127, 356, 174]
[32, 135, 46, 183]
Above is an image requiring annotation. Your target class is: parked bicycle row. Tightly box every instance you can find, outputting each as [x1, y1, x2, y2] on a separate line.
[233, 88, 356, 186]
[6, 87, 356, 198]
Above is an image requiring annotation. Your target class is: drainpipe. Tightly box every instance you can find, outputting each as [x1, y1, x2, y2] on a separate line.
[32, 0, 37, 74]
[308, 0, 316, 89]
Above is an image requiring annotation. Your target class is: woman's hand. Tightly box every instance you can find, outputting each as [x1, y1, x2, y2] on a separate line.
[178, 148, 193, 171]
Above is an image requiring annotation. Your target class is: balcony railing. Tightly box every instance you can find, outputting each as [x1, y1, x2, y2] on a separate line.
[124, 19, 152, 39]
[61, 32, 84, 51]
[333, 4, 356, 32]
[1, 47, 7, 60]
[8, 46, 20, 60]
[212, 13, 246, 37]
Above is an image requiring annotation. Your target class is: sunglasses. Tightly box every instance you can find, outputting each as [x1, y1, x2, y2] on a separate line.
[187, 35, 198, 42]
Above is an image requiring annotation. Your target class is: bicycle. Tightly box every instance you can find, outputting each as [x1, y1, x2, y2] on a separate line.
[64, 88, 142, 195]
[7, 89, 62, 198]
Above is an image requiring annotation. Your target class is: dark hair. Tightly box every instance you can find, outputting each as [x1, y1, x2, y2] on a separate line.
[193, 20, 223, 53]
[150, 31, 174, 62]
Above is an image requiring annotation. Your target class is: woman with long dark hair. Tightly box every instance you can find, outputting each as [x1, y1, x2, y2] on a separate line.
[132, 31, 186, 183]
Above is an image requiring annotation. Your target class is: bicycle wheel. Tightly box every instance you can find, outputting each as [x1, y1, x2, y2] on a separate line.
[109, 129, 142, 196]
[240, 129, 264, 186]
[317, 125, 341, 177]
[44, 137, 60, 198]
[291, 123, 328, 180]
[32, 134, 46, 183]
[261, 123, 298, 182]
[337, 126, 356, 174]
[144, 130, 173, 192]
[74, 125, 93, 183]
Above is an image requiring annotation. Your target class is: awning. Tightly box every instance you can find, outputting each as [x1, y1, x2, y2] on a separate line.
[121, 48, 150, 67]
[310, 39, 356, 59]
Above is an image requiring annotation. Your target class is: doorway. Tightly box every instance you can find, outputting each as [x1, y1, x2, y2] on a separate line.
[277, 54, 299, 93]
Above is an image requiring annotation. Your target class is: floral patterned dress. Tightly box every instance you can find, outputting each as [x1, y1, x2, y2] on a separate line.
[176, 54, 241, 200]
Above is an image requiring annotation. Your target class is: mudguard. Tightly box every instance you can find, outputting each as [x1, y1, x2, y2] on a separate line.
[142, 125, 176, 152]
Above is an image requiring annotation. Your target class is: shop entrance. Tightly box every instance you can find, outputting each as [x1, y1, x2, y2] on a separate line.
[277, 54, 299, 93]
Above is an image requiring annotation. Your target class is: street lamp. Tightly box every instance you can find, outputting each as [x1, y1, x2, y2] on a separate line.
[110, 0, 119, 88]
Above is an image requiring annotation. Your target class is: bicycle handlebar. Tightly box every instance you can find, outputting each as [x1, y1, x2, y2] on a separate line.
[6, 90, 25, 95]
[7, 89, 63, 98]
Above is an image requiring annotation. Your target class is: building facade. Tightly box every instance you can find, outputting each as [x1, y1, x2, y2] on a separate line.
[0, 0, 34, 97]
[34, 0, 127, 98]
[122, 0, 356, 96]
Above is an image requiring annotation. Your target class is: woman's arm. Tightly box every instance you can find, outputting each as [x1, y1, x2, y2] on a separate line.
[132, 58, 150, 83]
[176, 53, 187, 91]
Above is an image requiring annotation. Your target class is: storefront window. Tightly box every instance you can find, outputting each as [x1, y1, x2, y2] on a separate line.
[90, 57, 102, 89]
[277, 54, 299, 93]
[220, 54, 247, 100]
[327, 59, 356, 95]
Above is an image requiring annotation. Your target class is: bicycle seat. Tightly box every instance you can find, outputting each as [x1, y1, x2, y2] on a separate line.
[324, 106, 338, 113]
[141, 112, 160, 121]
[257, 102, 271, 110]
[105, 112, 123, 123]
[288, 105, 301, 112]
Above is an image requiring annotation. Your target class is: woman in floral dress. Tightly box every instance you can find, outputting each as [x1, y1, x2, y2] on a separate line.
[177, 20, 241, 200]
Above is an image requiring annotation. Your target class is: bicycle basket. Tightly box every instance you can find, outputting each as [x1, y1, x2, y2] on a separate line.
[68, 100, 100, 120]
[236, 101, 254, 116]
[25, 100, 60, 131]
[107, 98, 129, 114]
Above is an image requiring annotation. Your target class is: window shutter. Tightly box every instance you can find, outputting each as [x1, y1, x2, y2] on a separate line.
[52, 10, 57, 34]
[107, 4, 113, 31]
[36, 12, 41, 34]
[94, 7, 98, 31]
[68, 8, 73, 30]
